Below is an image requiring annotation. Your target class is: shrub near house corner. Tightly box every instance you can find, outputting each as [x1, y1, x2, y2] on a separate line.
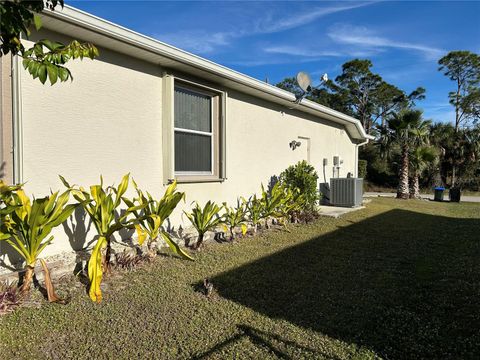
[279, 160, 319, 210]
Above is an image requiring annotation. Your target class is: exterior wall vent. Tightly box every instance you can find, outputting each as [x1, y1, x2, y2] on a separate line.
[330, 178, 363, 207]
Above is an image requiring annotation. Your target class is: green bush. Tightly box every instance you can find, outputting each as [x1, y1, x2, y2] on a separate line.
[358, 160, 368, 179]
[279, 160, 319, 210]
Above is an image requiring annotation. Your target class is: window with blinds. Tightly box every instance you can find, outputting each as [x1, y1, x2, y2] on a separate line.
[174, 85, 216, 175]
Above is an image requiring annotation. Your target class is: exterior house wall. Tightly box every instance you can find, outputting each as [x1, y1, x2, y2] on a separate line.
[2, 29, 357, 262]
[0, 56, 14, 184]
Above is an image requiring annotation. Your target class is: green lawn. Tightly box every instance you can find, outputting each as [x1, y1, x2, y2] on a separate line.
[1, 198, 479, 359]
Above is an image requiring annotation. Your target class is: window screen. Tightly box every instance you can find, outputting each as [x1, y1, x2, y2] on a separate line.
[174, 86, 213, 173]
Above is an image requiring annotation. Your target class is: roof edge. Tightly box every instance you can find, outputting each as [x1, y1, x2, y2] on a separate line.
[42, 5, 373, 141]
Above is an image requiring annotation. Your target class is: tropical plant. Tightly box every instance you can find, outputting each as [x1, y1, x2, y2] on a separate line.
[127, 180, 192, 260]
[409, 146, 438, 198]
[275, 187, 305, 227]
[0, 181, 78, 300]
[222, 200, 248, 241]
[61, 174, 145, 303]
[384, 109, 428, 199]
[279, 160, 319, 210]
[184, 201, 223, 249]
[260, 182, 286, 227]
[1, 0, 99, 84]
[244, 194, 265, 233]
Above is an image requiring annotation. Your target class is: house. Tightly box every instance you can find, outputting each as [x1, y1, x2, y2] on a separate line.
[0, 6, 372, 262]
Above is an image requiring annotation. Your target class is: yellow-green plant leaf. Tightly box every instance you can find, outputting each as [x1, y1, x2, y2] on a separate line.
[135, 224, 147, 246]
[33, 15, 42, 31]
[241, 224, 248, 235]
[88, 236, 107, 303]
[160, 232, 194, 261]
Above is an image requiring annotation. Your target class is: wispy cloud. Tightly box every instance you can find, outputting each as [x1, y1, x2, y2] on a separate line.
[264, 45, 381, 59]
[251, 2, 375, 35]
[226, 56, 332, 67]
[155, 2, 375, 54]
[158, 31, 231, 54]
[264, 46, 343, 58]
[328, 24, 445, 59]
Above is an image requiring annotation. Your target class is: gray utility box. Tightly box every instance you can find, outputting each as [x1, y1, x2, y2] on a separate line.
[330, 178, 363, 207]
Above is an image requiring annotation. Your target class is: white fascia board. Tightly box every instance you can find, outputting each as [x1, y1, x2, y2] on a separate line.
[42, 5, 372, 141]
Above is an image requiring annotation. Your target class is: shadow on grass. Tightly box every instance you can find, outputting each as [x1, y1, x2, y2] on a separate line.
[210, 209, 480, 359]
[192, 324, 335, 360]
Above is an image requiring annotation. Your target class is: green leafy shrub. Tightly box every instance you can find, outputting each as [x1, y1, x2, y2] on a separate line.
[279, 161, 319, 210]
[358, 159, 368, 179]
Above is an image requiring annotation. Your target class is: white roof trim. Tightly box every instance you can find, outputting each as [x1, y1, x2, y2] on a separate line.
[42, 5, 373, 141]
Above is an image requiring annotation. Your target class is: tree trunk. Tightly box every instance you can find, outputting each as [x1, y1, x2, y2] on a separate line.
[397, 144, 410, 199]
[229, 227, 235, 241]
[19, 265, 35, 294]
[194, 233, 205, 250]
[105, 239, 112, 268]
[452, 164, 457, 187]
[409, 173, 420, 199]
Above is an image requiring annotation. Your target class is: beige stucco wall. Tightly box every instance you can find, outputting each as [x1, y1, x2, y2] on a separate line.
[1, 29, 358, 263]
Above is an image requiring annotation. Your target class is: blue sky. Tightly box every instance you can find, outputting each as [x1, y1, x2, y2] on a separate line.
[69, 0, 480, 124]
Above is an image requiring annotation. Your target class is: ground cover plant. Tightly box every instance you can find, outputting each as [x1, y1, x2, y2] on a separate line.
[1, 198, 478, 359]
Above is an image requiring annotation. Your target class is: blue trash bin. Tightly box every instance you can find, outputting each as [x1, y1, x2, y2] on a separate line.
[434, 187, 445, 202]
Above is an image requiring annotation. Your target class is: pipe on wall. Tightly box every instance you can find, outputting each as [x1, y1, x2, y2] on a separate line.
[11, 54, 23, 185]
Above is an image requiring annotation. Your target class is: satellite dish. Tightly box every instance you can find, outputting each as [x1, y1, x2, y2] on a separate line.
[321, 73, 328, 83]
[296, 71, 312, 92]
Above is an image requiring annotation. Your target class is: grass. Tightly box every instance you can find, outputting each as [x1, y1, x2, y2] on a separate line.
[0, 198, 479, 359]
[364, 183, 480, 197]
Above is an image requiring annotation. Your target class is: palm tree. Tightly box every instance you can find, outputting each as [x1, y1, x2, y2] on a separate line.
[386, 109, 427, 199]
[409, 146, 438, 198]
[429, 123, 456, 186]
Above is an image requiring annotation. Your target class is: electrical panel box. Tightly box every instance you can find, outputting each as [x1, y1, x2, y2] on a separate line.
[333, 155, 340, 166]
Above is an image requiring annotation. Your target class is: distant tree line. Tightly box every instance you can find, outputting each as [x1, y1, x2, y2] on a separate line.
[276, 51, 480, 197]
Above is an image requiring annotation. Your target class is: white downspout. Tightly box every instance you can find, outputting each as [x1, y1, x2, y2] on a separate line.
[355, 139, 369, 178]
[12, 54, 23, 184]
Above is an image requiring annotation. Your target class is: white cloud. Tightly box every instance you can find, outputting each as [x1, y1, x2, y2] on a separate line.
[264, 46, 343, 58]
[263, 45, 381, 59]
[252, 2, 376, 34]
[155, 2, 376, 54]
[156, 31, 232, 54]
[328, 24, 445, 59]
